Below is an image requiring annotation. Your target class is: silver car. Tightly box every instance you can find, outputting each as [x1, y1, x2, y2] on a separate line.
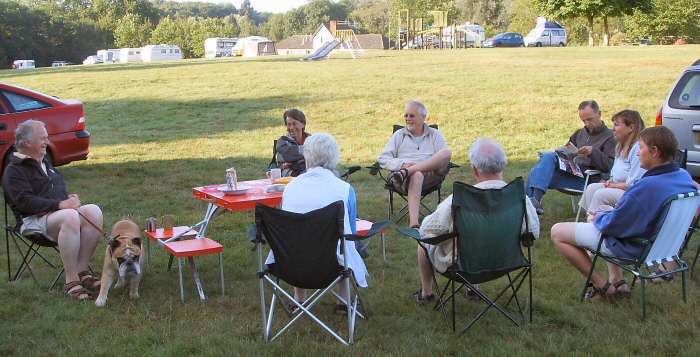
[659, 59, 700, 177]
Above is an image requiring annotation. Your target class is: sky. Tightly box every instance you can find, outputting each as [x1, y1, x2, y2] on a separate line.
[223, 0, 309, 13]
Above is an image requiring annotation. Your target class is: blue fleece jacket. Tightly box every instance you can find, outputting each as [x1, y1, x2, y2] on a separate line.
[595, 162, 697, 258]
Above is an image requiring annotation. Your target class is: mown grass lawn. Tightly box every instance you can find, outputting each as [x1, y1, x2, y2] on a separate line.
[1, 46, 700, 356]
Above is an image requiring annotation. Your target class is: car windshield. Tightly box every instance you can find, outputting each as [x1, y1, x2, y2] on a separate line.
[670, 71, 700, 110]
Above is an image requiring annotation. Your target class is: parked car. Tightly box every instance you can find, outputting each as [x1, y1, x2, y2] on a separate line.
[482, 32, 524, 48]
[0, 84, 90, 176]
[524, 17, 568, 47]
[658, 59, 700, 178]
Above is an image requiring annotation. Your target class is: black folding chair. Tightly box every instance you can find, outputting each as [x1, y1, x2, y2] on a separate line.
[367, 124, 459, 224]
[254, 201, 370, 345]
[3, 192, 63, 290]
[397, 178, 534, 333]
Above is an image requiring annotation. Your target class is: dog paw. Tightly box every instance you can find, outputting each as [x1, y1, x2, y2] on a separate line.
[95, 297, 107, 307]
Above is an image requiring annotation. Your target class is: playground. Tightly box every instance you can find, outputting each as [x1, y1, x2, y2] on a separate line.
[1, 46, 700, 355]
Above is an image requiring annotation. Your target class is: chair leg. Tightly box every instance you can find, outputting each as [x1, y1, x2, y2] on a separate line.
[692, 245, 700, 277]
[5, 228, 10, 282]
[580, 252, 599, 302]
[178, 257, 185, 302]
[682, 269, 688, 303]
[381, 232, 387, 263]
[188, 256, 206, 301]
[146, 236, 152, 272]
[219, 253, 225, 296]
[641, 278, 647, 321]
[569, 196, 576, 215]
[49, 267, 64, 291]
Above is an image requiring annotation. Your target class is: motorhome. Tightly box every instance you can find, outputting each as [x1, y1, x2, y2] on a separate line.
[119, 48, 143, 63]
[141, 44, 183, 62]
[12, 60, 35, 69]
[524, 17, 567, 47]
[97, 49, 121, 63]
[204, 38, 238, 58]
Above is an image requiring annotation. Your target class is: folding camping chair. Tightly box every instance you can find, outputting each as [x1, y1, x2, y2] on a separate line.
[4, 193, 63, 290]
[254, 201, 370, 345]
[556, 169, 603, 221]
[580, 191, 700, 320]
[397, 178, 534, 333]
[367, 124, 459, 224]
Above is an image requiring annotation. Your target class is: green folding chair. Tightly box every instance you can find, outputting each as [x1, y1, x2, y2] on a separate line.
[398, 177, 534, 333]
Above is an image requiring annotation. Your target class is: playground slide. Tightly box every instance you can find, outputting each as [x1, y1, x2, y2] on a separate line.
[302, 39, 341, 61]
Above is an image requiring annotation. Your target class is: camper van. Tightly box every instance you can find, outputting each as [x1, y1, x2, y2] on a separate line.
[524, 17, 568, 47]
[119, 48, 143, 63]
[12, 60, 35, 69]
[97, 49, 121, 63]
[204, 38, 238, 58]
[141, 44, 183, 62]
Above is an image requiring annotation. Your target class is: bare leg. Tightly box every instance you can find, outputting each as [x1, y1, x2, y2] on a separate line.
[407, 171, 424, 227]
[417, 245, 433, 296]
[405, 149, 452, 175]
[46, 209, 81, 284]
[76, 204, 102, 272]
[293, 287, 306, 303]
[550, 222, 608, 289]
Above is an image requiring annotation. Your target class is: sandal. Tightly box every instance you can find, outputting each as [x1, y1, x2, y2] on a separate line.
[583, 281, 614, 303]
[79, 270, 101, 290]
[651, 268, 674, 284]
[389, 168, 409, 193]
[334, 303, 349, 315]
[612, 279, 631, 299]
[411, 290, 435, 305]
[64, 281, 92, 301]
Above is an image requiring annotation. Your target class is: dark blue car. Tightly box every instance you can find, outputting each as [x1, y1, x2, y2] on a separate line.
[482, 32, 525, 48]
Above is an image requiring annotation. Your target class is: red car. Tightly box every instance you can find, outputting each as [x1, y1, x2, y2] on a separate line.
[0, 83, 90, 175]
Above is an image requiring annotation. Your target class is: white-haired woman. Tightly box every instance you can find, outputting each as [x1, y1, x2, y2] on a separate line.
[265, 133, 367, 311]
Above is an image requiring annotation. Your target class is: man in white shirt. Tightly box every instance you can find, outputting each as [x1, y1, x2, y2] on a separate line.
[378, 100, 452, 228]
[413, 138, 540, 303]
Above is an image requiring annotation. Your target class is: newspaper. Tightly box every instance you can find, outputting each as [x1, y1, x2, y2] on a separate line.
[554, 142, 583, 178]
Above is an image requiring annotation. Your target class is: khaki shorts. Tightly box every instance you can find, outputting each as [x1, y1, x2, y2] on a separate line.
[575, 223, 613, 255]
[21, 214, 50, 237]
[392, 168, 448, 195]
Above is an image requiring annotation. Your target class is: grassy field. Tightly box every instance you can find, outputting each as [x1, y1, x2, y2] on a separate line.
[1, 46, 700, 356]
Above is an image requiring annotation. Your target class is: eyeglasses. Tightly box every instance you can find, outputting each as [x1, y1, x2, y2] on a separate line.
[404, 113, 416, 118]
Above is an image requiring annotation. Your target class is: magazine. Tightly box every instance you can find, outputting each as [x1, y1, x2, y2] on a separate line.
[554, 142, 583, 178]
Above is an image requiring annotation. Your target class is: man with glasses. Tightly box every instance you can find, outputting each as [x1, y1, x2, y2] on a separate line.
[378, 100, 452, 228]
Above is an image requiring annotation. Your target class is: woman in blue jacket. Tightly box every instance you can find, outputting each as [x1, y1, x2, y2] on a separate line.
[551, 126, 697, 302]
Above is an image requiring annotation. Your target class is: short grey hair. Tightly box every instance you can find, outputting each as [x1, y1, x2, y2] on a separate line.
[15, 120, 46, 149]
[406, 100, 428, 118]
[469, 138, 507, 175]
[303, 133, 340, 171]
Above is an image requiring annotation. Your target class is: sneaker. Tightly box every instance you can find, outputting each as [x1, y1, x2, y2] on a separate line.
[529, 196, 544, 215]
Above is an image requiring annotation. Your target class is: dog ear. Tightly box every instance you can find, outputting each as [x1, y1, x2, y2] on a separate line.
[131, 237, 141, 246]
[109, 239, 121, 249]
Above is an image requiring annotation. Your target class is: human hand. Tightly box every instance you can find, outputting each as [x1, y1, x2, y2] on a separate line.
[282, 162, 291, 169]
[401, 162, 415, 169]
[59, 195, 81, 209]
[578, 146, 593, 157]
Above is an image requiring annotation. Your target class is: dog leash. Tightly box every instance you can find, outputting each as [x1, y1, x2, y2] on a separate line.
[75, 210, 120, 243]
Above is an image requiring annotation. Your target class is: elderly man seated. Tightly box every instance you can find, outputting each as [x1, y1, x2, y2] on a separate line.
[551, 126, 697, 301]
[413, 138, 540, 303]
[526, 100, 616, 214]
[378, 100, 452, 228]
[266, 133, 367, 312]
[3, 120, 103, 301]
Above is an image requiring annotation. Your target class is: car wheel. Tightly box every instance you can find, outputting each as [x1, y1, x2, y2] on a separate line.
[559, 42, 566, 47]
[536, 43, 542, 47]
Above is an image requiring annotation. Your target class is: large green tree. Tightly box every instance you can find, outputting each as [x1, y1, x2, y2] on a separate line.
[114, 14, 152, 48]
[624, 0, 700, 43]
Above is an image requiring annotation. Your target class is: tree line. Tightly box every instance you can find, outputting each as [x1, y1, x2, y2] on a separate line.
[1, 0, 697, 68]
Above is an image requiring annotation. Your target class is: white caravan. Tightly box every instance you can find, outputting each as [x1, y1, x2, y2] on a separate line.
[141, 45, 183, 62]
[119, 48, 143, 63]
[97, 49, 121, 63]
[204, 37, 238, 58]
[12, 60, 35, 69]
[524, 17, 568, 47]
[232, 36, 276, 57]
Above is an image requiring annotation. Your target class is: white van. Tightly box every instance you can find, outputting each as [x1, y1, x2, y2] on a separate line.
[524, 17, 568, 47]
[12, 60, 35, 69]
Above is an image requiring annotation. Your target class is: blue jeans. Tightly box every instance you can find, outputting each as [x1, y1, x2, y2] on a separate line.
[527, 151, 585, 196]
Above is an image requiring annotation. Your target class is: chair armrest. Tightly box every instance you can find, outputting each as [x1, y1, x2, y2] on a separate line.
[345, 220, 392, 241]
[340, 166, 361, 180]
[395, 226, 457, 245]
[366, 162, 381, 176]
[448, 161, 460, 169]
[584, 170, 602, 176]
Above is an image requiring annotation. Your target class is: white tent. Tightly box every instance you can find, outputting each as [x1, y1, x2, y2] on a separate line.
[204, 37, 238, 58]
[97, 49, 120, 63]
[232, 36, 277, 57]
[119, 48, 143, 63]
[141, 44, 183, 62]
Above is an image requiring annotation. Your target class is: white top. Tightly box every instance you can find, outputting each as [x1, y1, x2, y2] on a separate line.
[265, 167, 368, 287]
[609, 142, 646, 185]
[378, 124, 448, 171]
